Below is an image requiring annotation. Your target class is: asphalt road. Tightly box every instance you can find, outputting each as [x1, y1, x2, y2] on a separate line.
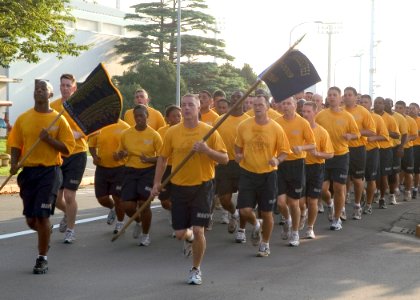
[1, 188, 420, 300]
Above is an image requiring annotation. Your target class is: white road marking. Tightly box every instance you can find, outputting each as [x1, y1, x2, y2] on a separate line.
[0, 204, 162, 240]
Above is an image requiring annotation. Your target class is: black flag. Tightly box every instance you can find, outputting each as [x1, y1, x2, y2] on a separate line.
[259, 50, 321, 102]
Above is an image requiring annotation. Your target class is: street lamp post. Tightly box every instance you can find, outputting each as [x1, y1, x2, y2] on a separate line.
[289, 21, 323, 46]
[175, 0, 181, 106]
[333, 53, 363, 90]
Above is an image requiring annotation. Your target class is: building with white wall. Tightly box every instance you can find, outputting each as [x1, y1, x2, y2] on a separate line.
[4, 0, 136, 124]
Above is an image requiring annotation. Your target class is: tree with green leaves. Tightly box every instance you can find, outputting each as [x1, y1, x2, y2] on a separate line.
[0, 0, 88, 68]
[115, 0, 233, 67]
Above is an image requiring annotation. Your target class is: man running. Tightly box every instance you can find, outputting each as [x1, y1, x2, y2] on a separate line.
[51, 74, 87, 244]
[152, 94, 228, 285]
[316, 87, 359, 230]
[9, 80, 75, 273]
[235, 95, 290, 256]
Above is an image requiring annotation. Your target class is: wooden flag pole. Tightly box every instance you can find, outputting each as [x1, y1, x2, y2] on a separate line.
[0, 111, 64, 191]
[111, 34, 306, 242]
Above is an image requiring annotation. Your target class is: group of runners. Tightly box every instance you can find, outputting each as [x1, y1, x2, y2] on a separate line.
[8, 74, 420, 285]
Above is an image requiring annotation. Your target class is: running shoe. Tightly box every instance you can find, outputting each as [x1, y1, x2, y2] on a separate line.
[412, 189, 417, 199]
[379, 198, 387, 209]
[235, 229, 246, 243]
[220, 210, 229, 224]
[187, 267, 202, 285]
[318, 202, 324, 213]
[327, 205, 334, 222]
[340, 208, 347, 221]
[205, 215, 213, 231]
[363, 205, 373, 215]
[227, 214, 238, 234]
[257, 243, 270, 257]
[305, 228, 316, 239]
[138, 234, 151, 246]
[132, 222, 141, 239]
[289, 232, 300, 247]
[107, 208, 116, 225]
[330, 219, 342, 231]
[251, 221, 262, 246]
[373, 190, 380, 203]
[59, 215, 67, 233]
[404, 191, 411, 202]
[281, 220, 291, 240]
[352, 206, 362, 220]
[113, 222, 124, 234]
[299, 210, 308, 230]
[64, 229, 75, 244]
[389, 194, 398, 205]
[183, 240, 193, 257]
[33, 257, 48, 274]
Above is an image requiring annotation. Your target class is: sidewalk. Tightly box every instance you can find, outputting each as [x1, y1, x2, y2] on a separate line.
[0, 156, 95, 195]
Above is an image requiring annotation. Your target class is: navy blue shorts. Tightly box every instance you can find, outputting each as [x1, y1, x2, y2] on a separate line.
[379, 148, 393, 177]
[18, 166, 62, 218]
[237, 168, 277, 212]
[171, 180, 214, 230]
[325, 153, 349, 184]
[94, 165, 124, 198]
[401, 147, 414, 174]
[305, 163, 324, 198]
[60, 152, 87, 190]
[414, 146, 420, 174]
[215, 160, 241, 196]
[121, 166, 155, 202]
[349, 146, 366, 179]
[277, 159, 305, 199]
[365, 148, 379, 181]
[158, 166, 172, 201]
[391, 146, 402, 175]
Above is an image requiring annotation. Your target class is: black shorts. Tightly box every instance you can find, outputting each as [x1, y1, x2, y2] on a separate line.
[158, 166, 172, 201]
[379, 148, 393, 177]
[237, 168, 277, 212]
[391, 146, 402, 174]
[414, 146, 420, 174]
[348, 146, 366, 179]
[401, 147, 414, 174]
[171, 180, 214, 230]
[94, 165, 124, 198]
[325, 153, 349, 184]
[277, 159, 305, 199]
[305, 163, 324, 198]
[215, 160, 241, 196]
[121, 166, 155, 202]
[17, 166, 62, 218]
[60, 152, 87, 190]
[365, 148, 379, 181]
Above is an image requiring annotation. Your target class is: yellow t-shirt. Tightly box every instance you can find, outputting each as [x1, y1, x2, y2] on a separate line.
[157, 124, 174, 165]
[378, 112, 398, 149]
[159, 122, 227, 186]
[213, 113, 250, 160]
[88, 119, 130, 168]
[119, 126, 163, 169]
[274, 114, 315, 161]
[200, 109, 219, 125]
[315, 108, 360, 155]
[413, 116, 420, 146]
[8, 108, 75, 167]
[50, 98, 88, 155]
[345, 105, 376, 147]
[124, 106, 166, 131]
[246, 108, 282, 119]
[235, 118, 291, 174]
[391, 112, 408, 147]
[366, 112, 389, 151]
[305, 124, 334, 165]
[405, 115, 418, 148]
